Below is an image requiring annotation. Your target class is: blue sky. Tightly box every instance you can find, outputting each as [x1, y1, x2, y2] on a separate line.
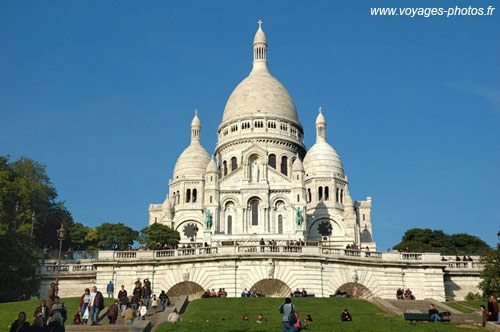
[1, 1, 499, 250]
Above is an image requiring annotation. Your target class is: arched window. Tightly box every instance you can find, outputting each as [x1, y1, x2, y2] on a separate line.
[281, 156, 288, 175]
[336, 188, 339, 202]
[231, 157, 237, 171]
[307, 188, 311, 203]
[268, 154, 276, 169]
[340, 189, 344, 203]
[278, 215, 283, 234]
[186, 189, 191, 203]
[223, 161, 228, 176]
[297, 194, 300, 203]
[176, 191, 180, 204]
[192, 189, 197, 203]
[210, 196, 213, 204]
[227, 216, 232, 235]
[250, 199, 259, 226]
[324, 186, 329, 201]
[318, 186, 323, 201]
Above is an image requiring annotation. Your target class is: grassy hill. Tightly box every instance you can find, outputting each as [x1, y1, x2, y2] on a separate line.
[0, 297, 115, 332]
[155, 297, 479, 332]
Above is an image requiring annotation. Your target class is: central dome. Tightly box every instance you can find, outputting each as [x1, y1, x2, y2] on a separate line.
[222, 69, 299, 125]
[220, 24, 300, 128]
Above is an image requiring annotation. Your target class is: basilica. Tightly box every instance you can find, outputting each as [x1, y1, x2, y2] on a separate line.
[149, 23, 375, 249]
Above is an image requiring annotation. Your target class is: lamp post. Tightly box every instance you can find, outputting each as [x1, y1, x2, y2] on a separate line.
[14, 201, 20, 229]
[31, 211, 35, 238]
[54, 224, 67, 296]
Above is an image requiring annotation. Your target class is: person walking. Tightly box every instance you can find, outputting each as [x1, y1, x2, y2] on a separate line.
[89, 286, 104, 326]
[9, 312, 30, 332]
[142, 279, 151, 308]
[118, 286, 129, 317]
[106, 281, 114, 299]
[278, 297, 296, 332]
[159, 291, 169, 312]
[107, 300, 119, 324]
[33, 300, 49, 326]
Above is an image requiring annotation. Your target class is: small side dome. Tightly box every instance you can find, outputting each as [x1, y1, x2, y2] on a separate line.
[292, 157, 304, 172]
[173, 144, 210, 179]
[206, 157, 218, 173]
[303, 141, 344, 177]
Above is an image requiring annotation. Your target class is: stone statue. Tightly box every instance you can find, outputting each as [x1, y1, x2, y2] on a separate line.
[204, 209, 213, 230]
[295, 207, 303, 229]
[251, 161, 259, 182]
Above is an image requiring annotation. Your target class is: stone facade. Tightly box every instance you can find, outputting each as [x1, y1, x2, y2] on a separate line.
[148, 23, 374, 249]
[37, 248, 482, 301]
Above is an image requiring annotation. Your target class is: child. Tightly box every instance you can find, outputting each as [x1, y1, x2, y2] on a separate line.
[481, 305, 488, 327]
[151, 294, 158, 313]
[72, 311, 82, 325]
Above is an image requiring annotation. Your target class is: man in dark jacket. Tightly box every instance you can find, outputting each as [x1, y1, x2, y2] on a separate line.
[142, 278, 152, 308]
[118, 286, 129, 317]
[89, 286, 105, 326]
[341, 309, 352, 321]
[107, 301, 119, 324]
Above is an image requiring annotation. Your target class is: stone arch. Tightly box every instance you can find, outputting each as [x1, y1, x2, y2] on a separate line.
[335, 282, 373, 300]
[250, 279, 292, 298]
[221, 195, 240, 208]
[167, 281, 204, 301]
[307, 218, 344, 240]
[270, 194, 290, 208]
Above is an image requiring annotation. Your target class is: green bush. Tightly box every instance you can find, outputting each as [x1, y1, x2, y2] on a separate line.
[465, 292, 483, 301]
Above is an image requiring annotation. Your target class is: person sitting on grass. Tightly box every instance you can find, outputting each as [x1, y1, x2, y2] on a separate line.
[341, 309, 352, 321]
[304, 314, 312, 324]
[428, 304, 441, 322]
[294, 312, 307, 331]
[34, 300, 49, 326]
[31, 317, 45, 332]
[72, 311, 82, 325]
[9, 312, 30, 332]
[256, 314, 267, 323]
[167, 308, 182, 324]
[242, 314, 248, 321]
[46, 312, 64, 332]
[241, 288, 250, 297]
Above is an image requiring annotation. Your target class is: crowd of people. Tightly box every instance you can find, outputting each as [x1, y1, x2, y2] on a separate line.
[202, 288, 228, 298]
[396, 288, 415, 300]
[8, 278, 172, 332]
[441, 255, 474, 262]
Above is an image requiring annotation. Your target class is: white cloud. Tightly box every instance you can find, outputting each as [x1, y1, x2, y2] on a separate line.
[445, 81, 500, 110]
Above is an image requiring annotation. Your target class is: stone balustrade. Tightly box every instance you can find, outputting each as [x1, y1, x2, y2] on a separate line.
[38, 263, 96, 275]
[94, 246, 445, 264]
[447, 261, 483, 269]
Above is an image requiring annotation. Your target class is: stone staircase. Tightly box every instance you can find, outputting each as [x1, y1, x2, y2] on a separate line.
[65, 297, 183, 332]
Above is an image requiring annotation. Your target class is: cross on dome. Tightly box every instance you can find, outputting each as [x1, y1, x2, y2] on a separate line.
[258, 19, 263, 28]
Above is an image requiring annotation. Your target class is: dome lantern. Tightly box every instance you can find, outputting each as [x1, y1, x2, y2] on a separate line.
[316, 107, 326, 142]
[253, 20, 268, 71]
[191, 109, 201, 142]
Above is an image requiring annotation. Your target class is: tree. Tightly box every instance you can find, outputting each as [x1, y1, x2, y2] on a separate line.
[95, 222, 138, 250]
[479, 244, 500, 297]
[139, 223, 180, 249]
[394, 228, 490, 255]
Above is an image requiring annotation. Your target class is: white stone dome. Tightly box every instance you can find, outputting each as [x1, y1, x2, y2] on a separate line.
[303, 140, 344, 177]
[303, 108, 344, 177]
[221, 69, 299, 125]
[173, 143, 210, 179]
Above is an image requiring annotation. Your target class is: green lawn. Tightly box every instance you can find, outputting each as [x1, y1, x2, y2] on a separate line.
[0, 297, 115, 332]
[443, 302, 476, 313]
[155, 298, 477, 332]
[459, 301, 485, 310]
